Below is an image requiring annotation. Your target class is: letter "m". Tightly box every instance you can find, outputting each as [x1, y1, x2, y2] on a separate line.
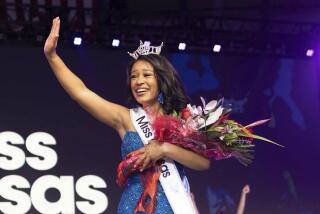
[136, 116, 148, 128]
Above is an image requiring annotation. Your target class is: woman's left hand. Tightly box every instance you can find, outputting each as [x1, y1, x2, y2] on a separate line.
[134, 140, 165, 172]
[242, 184, 250, 195]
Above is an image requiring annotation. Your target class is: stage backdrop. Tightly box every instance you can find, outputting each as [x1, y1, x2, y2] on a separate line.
[0, 43, 319, 214]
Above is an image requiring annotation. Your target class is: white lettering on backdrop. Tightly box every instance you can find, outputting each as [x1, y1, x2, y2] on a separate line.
[0, 131, 108, 214]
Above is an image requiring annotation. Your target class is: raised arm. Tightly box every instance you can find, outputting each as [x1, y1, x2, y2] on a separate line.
[44, 17, 128, 136]
[236, 184, 250, 214]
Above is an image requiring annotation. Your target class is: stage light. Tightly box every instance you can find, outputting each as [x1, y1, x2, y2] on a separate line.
[178, 43, 186, 50]
[306, 49, 314, 57]
[144, 41, 151, 46]
[213, 44, 221, 52]
[73, 37, 82, 45]
[112, 39, 120, 47]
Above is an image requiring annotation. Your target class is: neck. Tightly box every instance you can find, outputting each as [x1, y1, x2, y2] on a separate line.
[142, 102, 163, 118]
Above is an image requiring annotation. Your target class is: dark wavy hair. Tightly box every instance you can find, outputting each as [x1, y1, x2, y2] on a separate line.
[127, 54, 190, 114]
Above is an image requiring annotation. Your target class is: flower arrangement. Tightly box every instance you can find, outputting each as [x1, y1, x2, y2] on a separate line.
[152, 97, 283, 166]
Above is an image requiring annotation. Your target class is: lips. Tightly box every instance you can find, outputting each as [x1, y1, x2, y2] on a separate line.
[135, 88, 149, 96]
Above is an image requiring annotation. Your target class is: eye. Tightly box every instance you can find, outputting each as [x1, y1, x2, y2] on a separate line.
[144, 73, 153, 77]
[130, 74, 137, 79]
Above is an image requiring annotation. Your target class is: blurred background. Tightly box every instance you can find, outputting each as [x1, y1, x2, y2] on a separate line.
[0, 0, 319, 213]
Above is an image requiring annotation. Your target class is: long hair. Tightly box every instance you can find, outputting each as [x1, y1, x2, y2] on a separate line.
[127, 54, 190, 114]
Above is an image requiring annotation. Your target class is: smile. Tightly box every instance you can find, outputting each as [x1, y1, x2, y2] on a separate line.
[135, 88, 149, 95]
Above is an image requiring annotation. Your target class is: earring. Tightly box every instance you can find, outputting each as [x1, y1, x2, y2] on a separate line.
[157, 92, 164, 104]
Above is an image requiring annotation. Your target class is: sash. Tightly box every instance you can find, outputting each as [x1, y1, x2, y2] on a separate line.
[130, 107, 198, 214]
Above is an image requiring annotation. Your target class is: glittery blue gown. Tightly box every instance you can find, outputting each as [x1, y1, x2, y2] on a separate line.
[118, 131, 186, 214]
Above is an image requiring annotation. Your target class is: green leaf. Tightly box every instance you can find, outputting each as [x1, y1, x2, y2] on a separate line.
[238, 133, 284, 147]
[225, 133, 238, 140]
[171, 110, 178, 118]
[226, 140, 233, 146]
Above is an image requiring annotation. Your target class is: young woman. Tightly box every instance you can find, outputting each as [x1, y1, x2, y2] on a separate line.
[44, 17, 210, 213]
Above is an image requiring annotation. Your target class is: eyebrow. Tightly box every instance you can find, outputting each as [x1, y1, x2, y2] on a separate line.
[131, 68, 153, 73]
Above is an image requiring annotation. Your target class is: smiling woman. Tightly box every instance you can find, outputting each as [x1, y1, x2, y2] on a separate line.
[44, 17, 208, 214]
[129, 60, 160, 107]
[127, 55, 191, 116]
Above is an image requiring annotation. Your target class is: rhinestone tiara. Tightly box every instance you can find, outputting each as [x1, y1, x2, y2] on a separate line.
[128, 40, 164, 59]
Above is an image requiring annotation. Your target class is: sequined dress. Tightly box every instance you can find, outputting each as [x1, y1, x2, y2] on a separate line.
[118, 131, 186, 214]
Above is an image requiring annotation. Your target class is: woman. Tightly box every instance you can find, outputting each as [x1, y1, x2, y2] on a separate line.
[44, 17, 210, 213]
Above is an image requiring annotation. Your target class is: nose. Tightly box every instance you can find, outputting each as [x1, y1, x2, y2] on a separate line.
[136, 75, 146, 85]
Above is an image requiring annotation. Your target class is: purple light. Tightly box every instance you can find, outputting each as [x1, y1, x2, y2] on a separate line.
[306, 49, 314, 57]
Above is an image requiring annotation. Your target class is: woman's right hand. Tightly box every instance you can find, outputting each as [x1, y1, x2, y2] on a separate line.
[44, 17, 60, 59]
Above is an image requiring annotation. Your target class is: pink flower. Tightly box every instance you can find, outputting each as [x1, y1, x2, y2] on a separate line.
[181, 107, 192, 120]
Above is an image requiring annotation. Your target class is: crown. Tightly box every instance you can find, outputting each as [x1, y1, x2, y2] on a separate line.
[128, 40, 163, 59]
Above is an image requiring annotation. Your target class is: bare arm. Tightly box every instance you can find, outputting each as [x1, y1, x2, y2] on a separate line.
[136, 140, 210, 171]
[162, 142, 210, 170]
[44, 17, 128, 135]
[236, 184, 250, 214]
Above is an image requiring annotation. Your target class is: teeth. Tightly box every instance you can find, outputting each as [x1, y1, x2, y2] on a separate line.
[136, 89, 147, 93]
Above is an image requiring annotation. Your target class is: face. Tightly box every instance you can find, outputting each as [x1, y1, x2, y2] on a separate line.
[130, 60, 160, 107]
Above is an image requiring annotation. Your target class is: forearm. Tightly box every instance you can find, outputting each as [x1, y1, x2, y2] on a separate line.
[161, 143, 210, 171]
[46, 54, 87, 100]
[236, 193, 246, 214]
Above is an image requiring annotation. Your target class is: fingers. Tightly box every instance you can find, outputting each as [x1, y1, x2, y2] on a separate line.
[49, 18, 56, 35]
[50, 18, 56, 36]
[49, 17, 60, 38]
[44, 17, 61, 56]
[52, 17, 59, 38]
[140, 157, 151, 171]
[49, 22, 54, 36]
[129, 148, 144, 157]
[246, 186, 250, 193]
[134, 154, 146, 169]
[129, 143, 162, 172]
[54, 17, 60, 37]
[243, 185, 250, 194]
[134, 152, 152, 172]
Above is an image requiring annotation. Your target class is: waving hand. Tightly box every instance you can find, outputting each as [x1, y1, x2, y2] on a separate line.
[44, 17, 60, 58]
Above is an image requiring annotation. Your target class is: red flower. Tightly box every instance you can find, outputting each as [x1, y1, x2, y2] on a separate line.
[181, 107, 191, 120]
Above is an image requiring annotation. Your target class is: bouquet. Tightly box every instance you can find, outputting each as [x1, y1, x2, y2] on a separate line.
[151, 97, 283, 166]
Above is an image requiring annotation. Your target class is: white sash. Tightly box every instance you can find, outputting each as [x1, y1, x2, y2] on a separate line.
[130, 107, 197, 214]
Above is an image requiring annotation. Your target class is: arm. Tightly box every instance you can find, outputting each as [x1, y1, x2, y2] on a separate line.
[236, 184, 250, 214]
[162, 142, 210, 170]
[44, 17, 128, 135]
[136, 140, 210, 171]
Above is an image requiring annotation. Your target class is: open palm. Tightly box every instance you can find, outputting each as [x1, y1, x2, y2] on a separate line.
[44, 17, 60, 57]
